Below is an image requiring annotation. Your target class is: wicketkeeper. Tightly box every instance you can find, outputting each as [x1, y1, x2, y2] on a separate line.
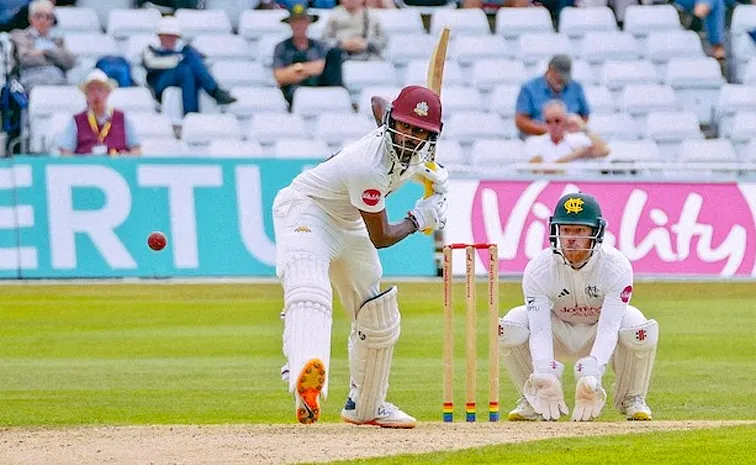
[499, 192, 658, 421]
[272, 85, 449, 428]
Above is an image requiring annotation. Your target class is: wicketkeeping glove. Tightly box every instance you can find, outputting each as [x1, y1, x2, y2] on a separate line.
[523, 360, 569, 421]
[571, 356, 607, 422]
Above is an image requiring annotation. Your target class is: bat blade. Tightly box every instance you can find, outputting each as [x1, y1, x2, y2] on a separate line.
[427, 26, 451, 96]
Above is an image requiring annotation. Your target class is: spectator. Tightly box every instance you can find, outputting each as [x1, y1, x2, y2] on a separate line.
[58, 69, 142, 156]
[9, 0, 76, 93]
[142, 16, 237, 116]
[273, 2, 343, 107]
[365, 0, 395, 8]
[674, 0, 726, 60]
[321, 0, 387, 61]
[1, 0, 76, 33]
[525, 100, 608, 169]
[515, 54, 590, 138]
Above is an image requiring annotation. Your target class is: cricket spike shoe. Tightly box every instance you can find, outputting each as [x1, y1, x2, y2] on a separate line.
[341, 398, 417, 429]
[508, 396, 543, 421]
[295, 358, 326, 424]
[619, 395, 652, 421]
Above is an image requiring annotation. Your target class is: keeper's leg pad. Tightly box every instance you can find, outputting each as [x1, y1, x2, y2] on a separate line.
[348, 286, 401, 422]
[498, 316, 532, 396]
[612, 319, 659, 410]
[280, 254, 334, 398]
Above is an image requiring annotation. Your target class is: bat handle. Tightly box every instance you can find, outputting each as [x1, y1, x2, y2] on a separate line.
[421, 161, 438, 236]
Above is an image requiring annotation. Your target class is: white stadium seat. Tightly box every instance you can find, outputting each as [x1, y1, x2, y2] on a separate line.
[140, 138, 190, 157]
[108, 87, 156, 114]
[471, 139, 526, 165]
[357, 86, 401, 117]
[247, 113, 310, 146]
[664, 57, 724, 125]
[530, 58, 596, 85]
[314, 113, 374, 145]
[182, 113, 242, 147]
[125, 34, 158, 65]
[212, 61, 270, 89]
[643, 111, 703, 159]
[372, 8, 425, 35]
[222, 87, 289, 120]
[601, 60, 658, 100]
[430, 8, 490, 37]
[488, 84, 519, 119]
[204, 0, 262, 30]
[678, 139, 737, 163]
[559, 6, 618, 40]
[727, 111, 756, 153]
[107, 9, 162, 40]
[64, 33, 119, 61]
[175, 9, 232, 38]
[343, 61, 400, 96]
[588, 113, 640, 140]
[741, 138, 756, 161]
[130, 113, 175, 140]
[731, 4, 756, 38]
[623, 5, 681, 42]
[620, 84, 678, 126]
[29, 86, 85, 153]
[644, 30, 705, 76]
[495, 6, 554, 41]
[291, 87, 353, 118]
[583, 86, 617, 115]
[715, 84, 756, 136]
[518, 33, 571, 70]
[606, 139, 662, 163]
[449, 36, 513, 66]
[274, 139, 332, 159]
[472, 59, 528, 92]
[238, 10, 290, 41]
[191, 35, 252, 63]
[734, 34, 756, 83]
[53, 7, 101, 34]
[580, 32, 640, 68]
[403, 60, 465, 88]
[435, 139, 466, 166]
[439, 86, 483, 115]
[206, 139, 266, 158]
[387, 34, 439, 66]
[444, 112, 510, 144]
[256, 34, 291, 68]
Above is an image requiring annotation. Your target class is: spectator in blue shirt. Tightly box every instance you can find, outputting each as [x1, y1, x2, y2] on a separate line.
[515, 55, 590, 138]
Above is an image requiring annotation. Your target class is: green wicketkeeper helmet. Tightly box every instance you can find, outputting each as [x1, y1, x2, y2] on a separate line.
[549, 192, 606, 256]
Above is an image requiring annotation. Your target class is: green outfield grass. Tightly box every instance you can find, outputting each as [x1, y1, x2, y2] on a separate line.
[1, 281, 755, 426]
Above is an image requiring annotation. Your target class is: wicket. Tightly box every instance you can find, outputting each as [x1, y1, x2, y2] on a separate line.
[442, 242, 500, 422]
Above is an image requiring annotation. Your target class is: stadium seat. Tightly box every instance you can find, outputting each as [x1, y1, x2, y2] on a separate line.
[175, 9, 232, 38]
[314, 113, 374, 146]
[182, 113, 242, 147]
[495, 6, 554, 42]
[160, 87, 187, 125]
[587, 112, 640, 140]
[439, 86, 483, 115]
[430, 8, 490, 37]
[387, 34, 439, 66]
[678, 139, 737, 164]
[743, 59, 756, 86]
[741, 138, 756, 161]
[664, 57, 724, 125]
[727, 111, 756, 154]
[472, 59, 528, 93]
[343, 61, 400, 98]
[714, 84, 756, 137]
[372, 8, 425, 35]
[622, 5, 681, 46]
[274, 138, 332, 159]
[221, 87, 289, 120]
[531, 58, 596, 85]
[204, 0, 261, 31]
[107, 9, 162, 42]
[53, 7, 101, 35]
[601, 60, 659, 101]
[449, 36, 512, 67]
[435, 139, 466, 166]
[620, 84, 678, 126]
[191, 35, 252, 64]
[211, 61, 270, 89]
[256, 34, 291, 68]
[644, 31, 705, 77]
[471, 139, 526, 165]
[580, 32, 640, 72]
[108, 87, 156, 114]
[583, 86, 617, 115]
[291, 87, 353, 119]
[558, 7, 617, 48]
[733, 34, 756, 83]
[730, 4, 756, 38]
[443, 112, 510, 145]
[247, 113, 310, 146]
[140, 138, 189, 157]
[64, 33, 119, 62]
[517, 33, 571, 72]
[357, 86, 401, 117]
[206, 139, 266, 158]
[238, 10, 290, 41]
[125, 34, 158, 65]
[606, 139, 662, 163]
[28, 86, 85, 153]
[76, 0, 131, 28]
[643, 111, 703, 159]
[403, 60, 465, 88]
[130, 113, 176, 140]
[41, 112, 73, 155]
[488, 84, 519, 120]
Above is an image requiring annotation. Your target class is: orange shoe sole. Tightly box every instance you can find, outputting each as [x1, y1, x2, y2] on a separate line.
[296, 358, 325, 424]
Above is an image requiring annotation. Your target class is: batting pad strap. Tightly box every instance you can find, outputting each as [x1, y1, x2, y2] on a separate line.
[613, 319, 659, 409]
[350, 286, 401, 422]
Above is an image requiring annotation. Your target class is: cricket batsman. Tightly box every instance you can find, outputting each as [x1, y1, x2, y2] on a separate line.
[272, 85, 448, 428]
[499, 192, 658, 422]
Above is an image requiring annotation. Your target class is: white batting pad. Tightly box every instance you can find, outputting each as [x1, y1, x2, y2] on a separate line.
[612, 319, 659, 409]
[498, 319, 532, 396]
[349, 286, 401, 422]
[280, 255, 333, 398]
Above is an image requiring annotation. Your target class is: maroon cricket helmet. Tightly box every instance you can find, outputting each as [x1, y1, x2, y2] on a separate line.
[390, 85, 443, 134]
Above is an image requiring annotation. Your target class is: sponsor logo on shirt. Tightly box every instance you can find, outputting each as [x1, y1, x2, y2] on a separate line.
[558, 306, 601, 318]
[362, 189, 381, 207]
[620, 285, 633, 303]
[557, 288, 570, 298]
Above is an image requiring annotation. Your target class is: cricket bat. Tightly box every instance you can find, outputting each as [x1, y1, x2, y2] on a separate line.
[420, 26, 451, 235]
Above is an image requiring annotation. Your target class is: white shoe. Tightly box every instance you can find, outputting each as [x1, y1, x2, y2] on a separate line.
[619, 395, 652, 421]
[295, 358, 326, 424]
[508, 396, 543, 421]
[341, 398, 417, 429]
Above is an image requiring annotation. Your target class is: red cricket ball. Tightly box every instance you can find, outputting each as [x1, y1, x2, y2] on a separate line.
[148, 231, 167, 251]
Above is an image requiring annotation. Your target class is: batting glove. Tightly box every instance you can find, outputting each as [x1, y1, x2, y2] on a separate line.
[408, 193, 447, 232]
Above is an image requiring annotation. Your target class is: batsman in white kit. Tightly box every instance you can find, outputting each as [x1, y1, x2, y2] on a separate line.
[499, 192, 659, 422]
[272, 85, 449, 428]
